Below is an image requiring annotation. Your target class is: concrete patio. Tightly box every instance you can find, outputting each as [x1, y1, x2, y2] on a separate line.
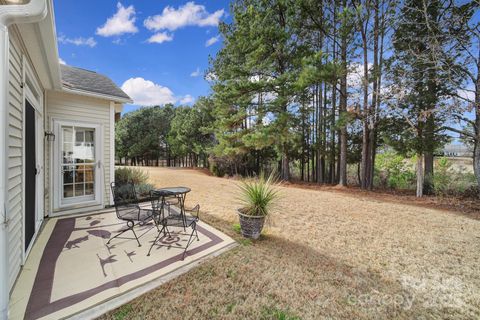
[8, 207, 236, 320]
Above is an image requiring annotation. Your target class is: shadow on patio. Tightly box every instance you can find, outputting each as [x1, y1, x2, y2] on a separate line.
[8, 207, 236, 320]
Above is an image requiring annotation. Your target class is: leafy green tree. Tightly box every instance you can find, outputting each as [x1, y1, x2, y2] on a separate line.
[115, 105, 174, 166]
[168, 97, 215, 166]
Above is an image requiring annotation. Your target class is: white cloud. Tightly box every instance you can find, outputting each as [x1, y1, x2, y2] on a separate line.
[59, 58, 66, 65]
[121, 78, 176, 106]
[58, 35, 97, 47]
[96, 3, 138, 37]
[180, 95, 195, 104]
[347, 63, 372, 89]
[147, 32, 174, 44]
[205, 35, 220, 47]
[121, 78, 195, 107]
[144, 2, 225, 31]
[190, 67, 201, 77]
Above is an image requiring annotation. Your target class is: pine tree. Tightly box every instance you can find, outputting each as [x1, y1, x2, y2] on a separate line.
[211, 0, 300, 179]
[385, 0, 459, 197]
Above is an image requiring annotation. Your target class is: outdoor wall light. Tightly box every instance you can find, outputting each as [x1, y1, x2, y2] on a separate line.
[44, 131, 55, 141]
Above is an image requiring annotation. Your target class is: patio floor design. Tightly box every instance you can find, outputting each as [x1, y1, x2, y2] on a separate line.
[8, 208, 236, 320]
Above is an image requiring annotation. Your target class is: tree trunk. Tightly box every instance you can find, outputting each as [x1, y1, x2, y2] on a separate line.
[423, 101, 435, 194]
[360, 121, 370, 189]
[368, 0, 380, 190]
[317, 83, 325, 183]
[338, 0, 348, 187]
[424, 151, 434, 195]
[359, 19, 371, 189]
[416, 153, 424, 197]
[330, 10, 337, 184]
[281, 148, 289, 181]
[369, 130, 377, 190]
[474, 68, 480, 194]
[474, 132, 480, 193]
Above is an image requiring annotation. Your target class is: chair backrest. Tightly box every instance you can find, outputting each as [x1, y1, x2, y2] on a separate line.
[149, 189, 168, 213]
[111, 182, 140, 217]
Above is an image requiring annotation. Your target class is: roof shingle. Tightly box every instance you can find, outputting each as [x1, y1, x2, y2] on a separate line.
[60, 65, 131, 102]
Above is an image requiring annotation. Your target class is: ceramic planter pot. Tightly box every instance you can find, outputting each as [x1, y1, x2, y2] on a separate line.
[237, 209, 265, 239]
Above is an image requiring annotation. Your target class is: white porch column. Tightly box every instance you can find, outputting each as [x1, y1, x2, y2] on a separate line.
[0, 2, 48, 319]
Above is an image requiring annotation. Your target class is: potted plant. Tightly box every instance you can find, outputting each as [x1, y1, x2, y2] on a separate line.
[237, 172, 279, 239]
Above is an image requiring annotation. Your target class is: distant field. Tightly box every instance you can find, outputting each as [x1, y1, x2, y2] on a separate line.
[448, 157, 474, 173]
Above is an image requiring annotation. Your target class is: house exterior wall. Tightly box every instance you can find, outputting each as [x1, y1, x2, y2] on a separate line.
[7, 29, 24, 291]
[45, 91, 114, 215]
[4, 19, 118, 294]
[6, 29, 45, 290]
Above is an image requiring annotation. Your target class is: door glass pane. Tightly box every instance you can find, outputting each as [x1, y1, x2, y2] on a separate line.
[84, 167, 94, 183]
[62, 126, 96, 200]
[74, 183, 84, 197]
[75, 131, 84, 143]
[75, 169, 85, 183]
[64, 184, 74, 198]
[63, 170, 73, 184]
[85, 131, 94, 143]
[85, 183, 94, 196]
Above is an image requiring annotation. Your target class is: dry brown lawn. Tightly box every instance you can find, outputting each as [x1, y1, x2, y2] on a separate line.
[103, 167, 480, 320]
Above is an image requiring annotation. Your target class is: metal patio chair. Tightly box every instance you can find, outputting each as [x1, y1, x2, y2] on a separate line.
[108, 182, 157, 247]
[147, 201, 200, 260]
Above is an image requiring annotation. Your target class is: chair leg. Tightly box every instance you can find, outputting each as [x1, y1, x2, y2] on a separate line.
[131, 227, 141, 247]
[107, 220, 140, 246]
[106, 227, 129, 245]
[152, 215, 160, 232]
[195, 226, 199, 241]
[182, 226, 197, 260]
[147, 225, 165, 256]
[164, 225, 172, 238]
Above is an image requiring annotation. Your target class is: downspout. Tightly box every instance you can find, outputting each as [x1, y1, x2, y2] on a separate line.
[0, 1, 48, 319]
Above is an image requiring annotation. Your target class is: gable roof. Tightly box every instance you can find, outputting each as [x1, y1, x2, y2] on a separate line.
[60, 64, 132, 103]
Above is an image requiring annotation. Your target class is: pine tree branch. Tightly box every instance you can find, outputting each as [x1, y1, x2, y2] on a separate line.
[443, 126, 476, 139]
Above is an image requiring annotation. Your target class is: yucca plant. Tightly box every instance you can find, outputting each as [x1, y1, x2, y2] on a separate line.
[238, 172, 279, 216]
[237, 172, 279, 239]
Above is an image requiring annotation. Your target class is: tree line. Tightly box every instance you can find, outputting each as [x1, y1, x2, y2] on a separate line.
[116, 0, 480, 197]
[115, 98, 214, 168]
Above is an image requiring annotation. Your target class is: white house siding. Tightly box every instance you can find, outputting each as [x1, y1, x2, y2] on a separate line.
[7, 32, 27, 290]
[46, 91, 113, 214]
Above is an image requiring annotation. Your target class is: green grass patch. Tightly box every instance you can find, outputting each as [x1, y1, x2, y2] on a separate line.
[232, 223, 241, 234]
[226, 302, 236, 313]
[226, 269, 237, 279]
[238, 238, 252, 246]
[113, 304, 133, 320]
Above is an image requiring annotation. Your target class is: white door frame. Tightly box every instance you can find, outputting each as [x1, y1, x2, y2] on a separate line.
[22, 57, 44, 261]
[52, 119, 104, 213]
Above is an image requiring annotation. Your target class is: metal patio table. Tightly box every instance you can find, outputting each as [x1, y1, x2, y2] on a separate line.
[151, 187, 191, 229]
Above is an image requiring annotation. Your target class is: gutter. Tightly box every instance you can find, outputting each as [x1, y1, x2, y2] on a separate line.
[0, 1, 48, 319]
[61, 86, 133, 104]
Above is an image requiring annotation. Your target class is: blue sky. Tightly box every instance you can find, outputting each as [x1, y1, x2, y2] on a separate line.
[54, 1, 230, 113]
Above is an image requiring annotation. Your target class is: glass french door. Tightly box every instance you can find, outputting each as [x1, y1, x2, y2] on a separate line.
[62, 126, 95, 201]
[59, 124, 100, 206]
